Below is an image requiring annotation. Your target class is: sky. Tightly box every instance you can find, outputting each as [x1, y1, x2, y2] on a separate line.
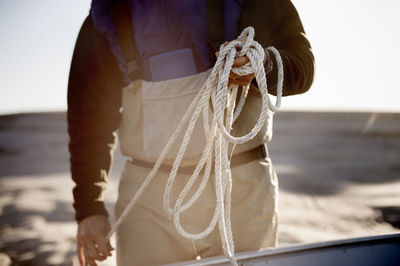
[0, 0, 399, 115]
[0, 0, 91, 114]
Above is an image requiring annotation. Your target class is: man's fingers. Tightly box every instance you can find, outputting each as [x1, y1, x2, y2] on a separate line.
[230, 71, 253, 80]
[241, 73, 255, 81]
[230, 78, 252, 86]
[212, 40, 253, 86]
[215, 41, 233, 58]
[230, 71, 254, 81]
[229, 73, 255, 86]
[233, 56, 250, 67]
[229, 71, 238, 80]
[94, 235, 112, 257]
[77, 241, 85, 266]
[84, 239, 106, 261]
[107, 239, 115, 251]
[83, 247, 98, 266]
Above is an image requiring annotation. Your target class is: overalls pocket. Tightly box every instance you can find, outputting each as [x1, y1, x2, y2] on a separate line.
[141, 70, 212, 160]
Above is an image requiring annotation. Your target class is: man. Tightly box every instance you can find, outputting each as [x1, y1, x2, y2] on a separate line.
[68, 0, 314, 265]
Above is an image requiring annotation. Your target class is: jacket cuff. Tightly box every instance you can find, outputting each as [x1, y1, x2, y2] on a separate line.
[73, 200, 109, 223]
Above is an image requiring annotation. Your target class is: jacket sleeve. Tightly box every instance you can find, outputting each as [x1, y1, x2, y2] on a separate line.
[240, 0, 315, 96]
[67, 15, 124, 223]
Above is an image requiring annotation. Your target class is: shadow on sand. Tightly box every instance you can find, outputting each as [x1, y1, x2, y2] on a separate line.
[0, 111, 399, 265]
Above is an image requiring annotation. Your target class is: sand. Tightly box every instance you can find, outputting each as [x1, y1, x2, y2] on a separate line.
[0, 111, 399, 265]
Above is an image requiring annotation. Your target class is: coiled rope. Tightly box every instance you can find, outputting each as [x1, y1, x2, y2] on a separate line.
[107, 26, 283, 265]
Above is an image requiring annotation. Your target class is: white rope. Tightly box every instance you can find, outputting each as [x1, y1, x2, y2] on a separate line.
[107, 26, 284, 266]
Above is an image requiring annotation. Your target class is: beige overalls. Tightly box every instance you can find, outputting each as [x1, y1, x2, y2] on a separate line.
[114, 70, 278, 265]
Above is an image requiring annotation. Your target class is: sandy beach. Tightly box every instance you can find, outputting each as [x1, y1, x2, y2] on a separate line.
[0, 111, 399, 265]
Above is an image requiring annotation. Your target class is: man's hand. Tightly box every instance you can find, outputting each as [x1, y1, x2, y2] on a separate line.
[215, 40, 267, 87]
[77, 215, 114, 266]
[229, 55, 254, 86]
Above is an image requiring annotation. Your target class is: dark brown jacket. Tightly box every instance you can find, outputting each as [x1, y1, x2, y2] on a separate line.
[68, 0, 315, 222]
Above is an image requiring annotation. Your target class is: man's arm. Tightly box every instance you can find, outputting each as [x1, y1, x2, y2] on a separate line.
[67, 15, 124, 223]
[68, 14, 125, 265]
[240, 0, 315, 96]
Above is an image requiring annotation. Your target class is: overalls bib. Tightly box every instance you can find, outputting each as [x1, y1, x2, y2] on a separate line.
[114, 70, 279, 265]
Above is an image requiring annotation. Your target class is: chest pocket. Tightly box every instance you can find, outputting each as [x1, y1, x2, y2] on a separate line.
[140, 70, 211, 160]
